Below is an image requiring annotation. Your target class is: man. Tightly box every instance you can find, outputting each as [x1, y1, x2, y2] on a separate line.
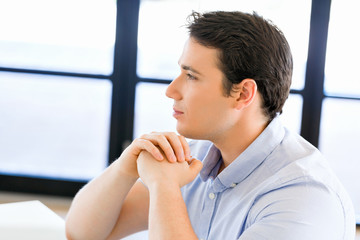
[66, 11, 355, 240]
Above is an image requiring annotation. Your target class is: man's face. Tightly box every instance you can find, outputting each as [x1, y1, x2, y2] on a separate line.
[166, 37, 237, 140]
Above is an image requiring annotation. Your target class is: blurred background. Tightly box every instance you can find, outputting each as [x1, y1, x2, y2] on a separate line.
[0, 0, 359, 230]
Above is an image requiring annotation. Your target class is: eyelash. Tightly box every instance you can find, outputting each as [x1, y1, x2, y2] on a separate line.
[186, 73, 196, 80]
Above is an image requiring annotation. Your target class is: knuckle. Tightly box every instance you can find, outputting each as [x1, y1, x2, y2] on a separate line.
[133, 138, 147, 148]
[158, 134, 168, 142]
[139, 133, 149, 139]
[168, 132, 178, 138]
[133, 138, 143, 144]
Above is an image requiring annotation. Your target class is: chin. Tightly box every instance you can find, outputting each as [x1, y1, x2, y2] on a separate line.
[176, 125, 205, 140]
[176, 125, 192, 138]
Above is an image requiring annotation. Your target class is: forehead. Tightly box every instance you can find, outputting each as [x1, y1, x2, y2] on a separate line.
[178, 37, 221, 71]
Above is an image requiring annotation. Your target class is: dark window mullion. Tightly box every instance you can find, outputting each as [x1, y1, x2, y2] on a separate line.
[301, 0, 332, 147]
[0, 66, 110, 80]
[325, 95, 360, 101]
[108, 0, 140, 163]
[138, 78, 172, 85]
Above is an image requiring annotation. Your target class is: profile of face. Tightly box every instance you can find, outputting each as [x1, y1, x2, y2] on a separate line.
[165, 37, 239, 141]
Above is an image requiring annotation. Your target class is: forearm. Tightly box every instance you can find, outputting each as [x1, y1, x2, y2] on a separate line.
[66, 160, 138, 240]
[148, 182, 198, 240]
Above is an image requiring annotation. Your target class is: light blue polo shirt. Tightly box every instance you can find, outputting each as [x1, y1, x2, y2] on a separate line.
[182, 117, 355, 240]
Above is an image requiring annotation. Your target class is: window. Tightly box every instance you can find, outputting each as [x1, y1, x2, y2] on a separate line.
[0, 0, 118, 194]
[0, 73, 112, 180]
[134, 82, 176, 138]
[324, 0, 360, 98]
[320, 0, 360, 222]
[0, 0, 116, 74]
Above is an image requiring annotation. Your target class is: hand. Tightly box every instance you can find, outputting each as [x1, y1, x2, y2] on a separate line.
[137, 150, 203, 189]
[116, 132, 191, 179]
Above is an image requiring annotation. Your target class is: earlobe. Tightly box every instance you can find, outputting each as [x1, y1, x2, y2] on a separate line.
[234, 79, 257, 110]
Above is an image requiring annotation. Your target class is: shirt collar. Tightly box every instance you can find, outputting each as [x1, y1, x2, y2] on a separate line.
[200, 144, 222, 181]
[199, 117, 285, 192]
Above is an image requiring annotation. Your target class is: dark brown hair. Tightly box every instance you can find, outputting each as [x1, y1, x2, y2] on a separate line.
[187, 11, 293, 121]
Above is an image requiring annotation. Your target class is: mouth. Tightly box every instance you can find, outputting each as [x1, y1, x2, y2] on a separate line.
[172, 107, 184, 119]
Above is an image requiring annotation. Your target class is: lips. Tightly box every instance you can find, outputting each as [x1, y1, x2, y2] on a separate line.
[172, 107, 184, 118]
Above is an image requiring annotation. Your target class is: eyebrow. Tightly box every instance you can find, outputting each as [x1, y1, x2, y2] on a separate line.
[180, 64, 202, 76]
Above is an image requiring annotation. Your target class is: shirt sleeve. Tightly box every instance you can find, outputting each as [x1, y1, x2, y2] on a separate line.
[238, 182, 354, 240]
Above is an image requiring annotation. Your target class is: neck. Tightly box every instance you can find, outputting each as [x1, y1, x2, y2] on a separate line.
[213, 116, 269, 169]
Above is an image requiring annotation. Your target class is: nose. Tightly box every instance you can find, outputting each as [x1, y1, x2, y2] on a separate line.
[165, 75, 182, 100]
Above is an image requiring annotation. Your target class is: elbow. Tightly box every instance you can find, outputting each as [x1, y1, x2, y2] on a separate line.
[65, 218, 78, 240]
[65, 217, 108, 240]
[65, 230, 74, 240]
[65, 216, 88, 240]
[65, 224, 90, 240]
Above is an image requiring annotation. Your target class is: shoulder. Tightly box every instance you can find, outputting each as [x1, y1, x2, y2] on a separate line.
[246, 128, 355, 238]
[243, 179, 355, 239]
[263, 127, 329, 180]
[248, 145, 356, 238]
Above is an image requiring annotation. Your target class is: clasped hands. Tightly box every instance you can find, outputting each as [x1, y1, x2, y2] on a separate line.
[120, 132, 203, 189]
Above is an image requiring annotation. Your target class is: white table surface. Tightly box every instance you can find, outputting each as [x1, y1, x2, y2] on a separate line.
[0, 200, 66, 240]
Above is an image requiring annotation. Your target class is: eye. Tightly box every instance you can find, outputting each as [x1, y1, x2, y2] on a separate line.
[186, 73, 196, 80]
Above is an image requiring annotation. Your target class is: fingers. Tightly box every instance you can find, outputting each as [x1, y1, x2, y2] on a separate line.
[165, 133, 187, 162]
[187, 158, 203, 181]
[133, 138, 164, 161]
[188, 158, 203, 171]
[143, 134, 177, 162]
[179, 135, 191, 161]
[137, 132, 189, 163]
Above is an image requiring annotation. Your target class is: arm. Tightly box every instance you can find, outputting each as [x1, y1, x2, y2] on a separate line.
[106, 180, 150, 239]
[65, 132, 191, 240]
[137, 151, 203, 240]
[65, 149, 143, 240]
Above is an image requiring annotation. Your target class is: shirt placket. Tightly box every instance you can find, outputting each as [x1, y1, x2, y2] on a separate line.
[199, 183, 218, 240]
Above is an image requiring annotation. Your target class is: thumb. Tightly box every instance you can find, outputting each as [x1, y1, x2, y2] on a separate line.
[188, 158, 203, 176]
[179, 158, 203, 187]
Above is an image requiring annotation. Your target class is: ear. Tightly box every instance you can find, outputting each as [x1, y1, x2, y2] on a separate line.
[233, 79, 257, 110]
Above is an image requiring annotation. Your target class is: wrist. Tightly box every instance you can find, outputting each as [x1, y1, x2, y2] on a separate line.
[147, 179, 180, 193]
[112, 157, 139, 182]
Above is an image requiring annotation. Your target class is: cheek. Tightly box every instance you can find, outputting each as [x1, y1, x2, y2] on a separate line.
[185, 93, 209, 114]
[186, 95, 227, 122]
[182, 83, 232, 121]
